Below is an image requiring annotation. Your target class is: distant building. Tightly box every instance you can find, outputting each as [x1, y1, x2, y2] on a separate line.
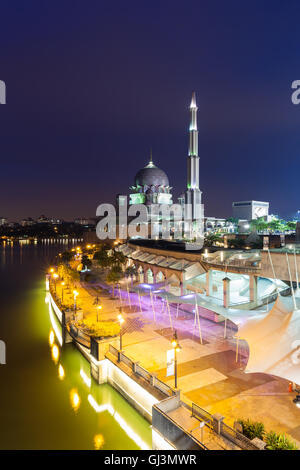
[21, 217, 35, 226]
[74, 218, 95, 226]
[232, 201, 269, 221]
[0, 217, 8, 226]
[37, 215, 51, 224]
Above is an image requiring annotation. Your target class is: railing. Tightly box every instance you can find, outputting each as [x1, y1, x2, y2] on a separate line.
[202, 258, 261, 272]
[191, 403, 214, 429]
[108, 344, 176, 397]
[184, 400, 260, 450]
[154, 402, 209, 450]
[222, 422, 259, 450]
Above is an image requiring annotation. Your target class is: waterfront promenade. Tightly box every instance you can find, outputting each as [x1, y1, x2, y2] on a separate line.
[55, 277, 300, 445]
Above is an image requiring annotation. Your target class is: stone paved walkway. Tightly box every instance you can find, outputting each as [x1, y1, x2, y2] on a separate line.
[57, 277, 300, 444]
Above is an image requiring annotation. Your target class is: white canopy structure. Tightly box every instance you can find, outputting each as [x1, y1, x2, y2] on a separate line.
[237, 295, 300, 384]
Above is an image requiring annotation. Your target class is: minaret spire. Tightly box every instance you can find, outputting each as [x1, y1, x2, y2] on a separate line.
[185, 91, 203, 240]
[189, 91, 198, 156]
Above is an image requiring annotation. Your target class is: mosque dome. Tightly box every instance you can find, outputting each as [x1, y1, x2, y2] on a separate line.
[134, 158, 169, 188]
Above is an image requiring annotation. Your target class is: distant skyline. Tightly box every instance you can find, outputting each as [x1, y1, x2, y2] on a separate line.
[1, 1, 300, 220]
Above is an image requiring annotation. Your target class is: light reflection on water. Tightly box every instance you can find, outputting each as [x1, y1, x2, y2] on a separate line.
[0, 241, 151, 450]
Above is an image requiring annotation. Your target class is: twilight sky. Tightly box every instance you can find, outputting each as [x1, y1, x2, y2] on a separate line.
[1, 0, 300, 221]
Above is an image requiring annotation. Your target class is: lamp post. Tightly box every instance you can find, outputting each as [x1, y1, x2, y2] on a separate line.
[96, 305, 102, 322]
[73, 290, 79, 318]
[53, 273, 59, 293]
[117, 314, 125, 361]
[171, 330, 181, 389]
[61, 281, 65, 303]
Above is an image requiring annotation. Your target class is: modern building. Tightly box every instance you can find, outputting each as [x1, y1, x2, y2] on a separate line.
[0, 217, 8, 226]
[232, 200, 269, 221]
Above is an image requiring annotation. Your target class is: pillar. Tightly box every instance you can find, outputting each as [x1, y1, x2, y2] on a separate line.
[180, 273, 186, 295]
[223, 277, 231, 308]
[249, 275, 258, 303]
[206, 270, 212, 296]
[144, 269, 148, 284]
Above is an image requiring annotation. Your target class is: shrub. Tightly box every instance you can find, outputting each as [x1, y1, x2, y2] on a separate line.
[265, 431, 298, 450]
[238, 418, 265, 440]
[75, 319, 120, 338]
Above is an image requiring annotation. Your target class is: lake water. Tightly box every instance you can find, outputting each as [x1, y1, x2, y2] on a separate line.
[0, 241, 151, 450]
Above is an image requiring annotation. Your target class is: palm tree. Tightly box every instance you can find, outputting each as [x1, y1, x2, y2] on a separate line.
[125, 266, 137, 286]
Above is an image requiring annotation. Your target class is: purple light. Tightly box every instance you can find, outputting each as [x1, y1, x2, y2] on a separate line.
[139, 283, 152, 289]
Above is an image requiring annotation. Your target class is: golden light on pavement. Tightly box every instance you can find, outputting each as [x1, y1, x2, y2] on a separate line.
[93, 433, 105, 450]
[70, 388, 81, 412]
[58, 364, 65, 380]
[51, 344, 59, 363]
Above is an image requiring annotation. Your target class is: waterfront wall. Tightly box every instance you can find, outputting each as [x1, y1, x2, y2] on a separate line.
[47, 285, 160, 424]
[152, 396, 204, 450]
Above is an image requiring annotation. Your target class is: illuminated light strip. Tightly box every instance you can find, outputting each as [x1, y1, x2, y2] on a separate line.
[114, 412, 150, 450]
[80, 368, 91, 388]
[151, 429, 175, 450]
[88, 395, 114, 415]
[49, 293, 62, 323]
[87, 395, 150, 450]
[108, 362, 157, 416]
[48, 302, 63, 346]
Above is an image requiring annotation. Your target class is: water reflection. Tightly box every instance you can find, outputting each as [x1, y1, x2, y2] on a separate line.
[0, 241, 151, 450]
[70, 388, 81, 412]
[58, 364, 65, 380]
[94, 434, 105, 450]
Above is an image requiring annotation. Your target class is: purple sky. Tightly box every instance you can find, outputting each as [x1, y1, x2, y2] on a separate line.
[1, 0, 300, 221]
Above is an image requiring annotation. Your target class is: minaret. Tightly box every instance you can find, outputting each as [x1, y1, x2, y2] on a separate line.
[187, 92, 199, 190]
[185, 92, 203, 238]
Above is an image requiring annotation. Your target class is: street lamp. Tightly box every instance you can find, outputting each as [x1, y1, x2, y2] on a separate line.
[171, 330, 182, 389]
[53, 273, 59, 292]
[117, 314, 125, 360]
[73, 290, 79, 316]
[61, 281, 65, 303]
[96, 305, 102, 322]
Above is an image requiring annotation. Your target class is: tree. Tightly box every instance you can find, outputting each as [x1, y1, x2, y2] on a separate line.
[106, 265, 123, 296]
[225, 217, 239, 226]
[125, 266, 138, 285]
[111, 249, 126, 268]
[93, 245, 111, 268]
[61, 250, 73, 263]
[250, 217, 268, 233]
[81, 255, 92, 269]
[204, 233, 222, 247]
[286, 221, 297, 232]
[268, 218, 286, 233]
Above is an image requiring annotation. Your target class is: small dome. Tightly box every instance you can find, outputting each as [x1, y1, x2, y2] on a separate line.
[135, 160, 169, 188]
